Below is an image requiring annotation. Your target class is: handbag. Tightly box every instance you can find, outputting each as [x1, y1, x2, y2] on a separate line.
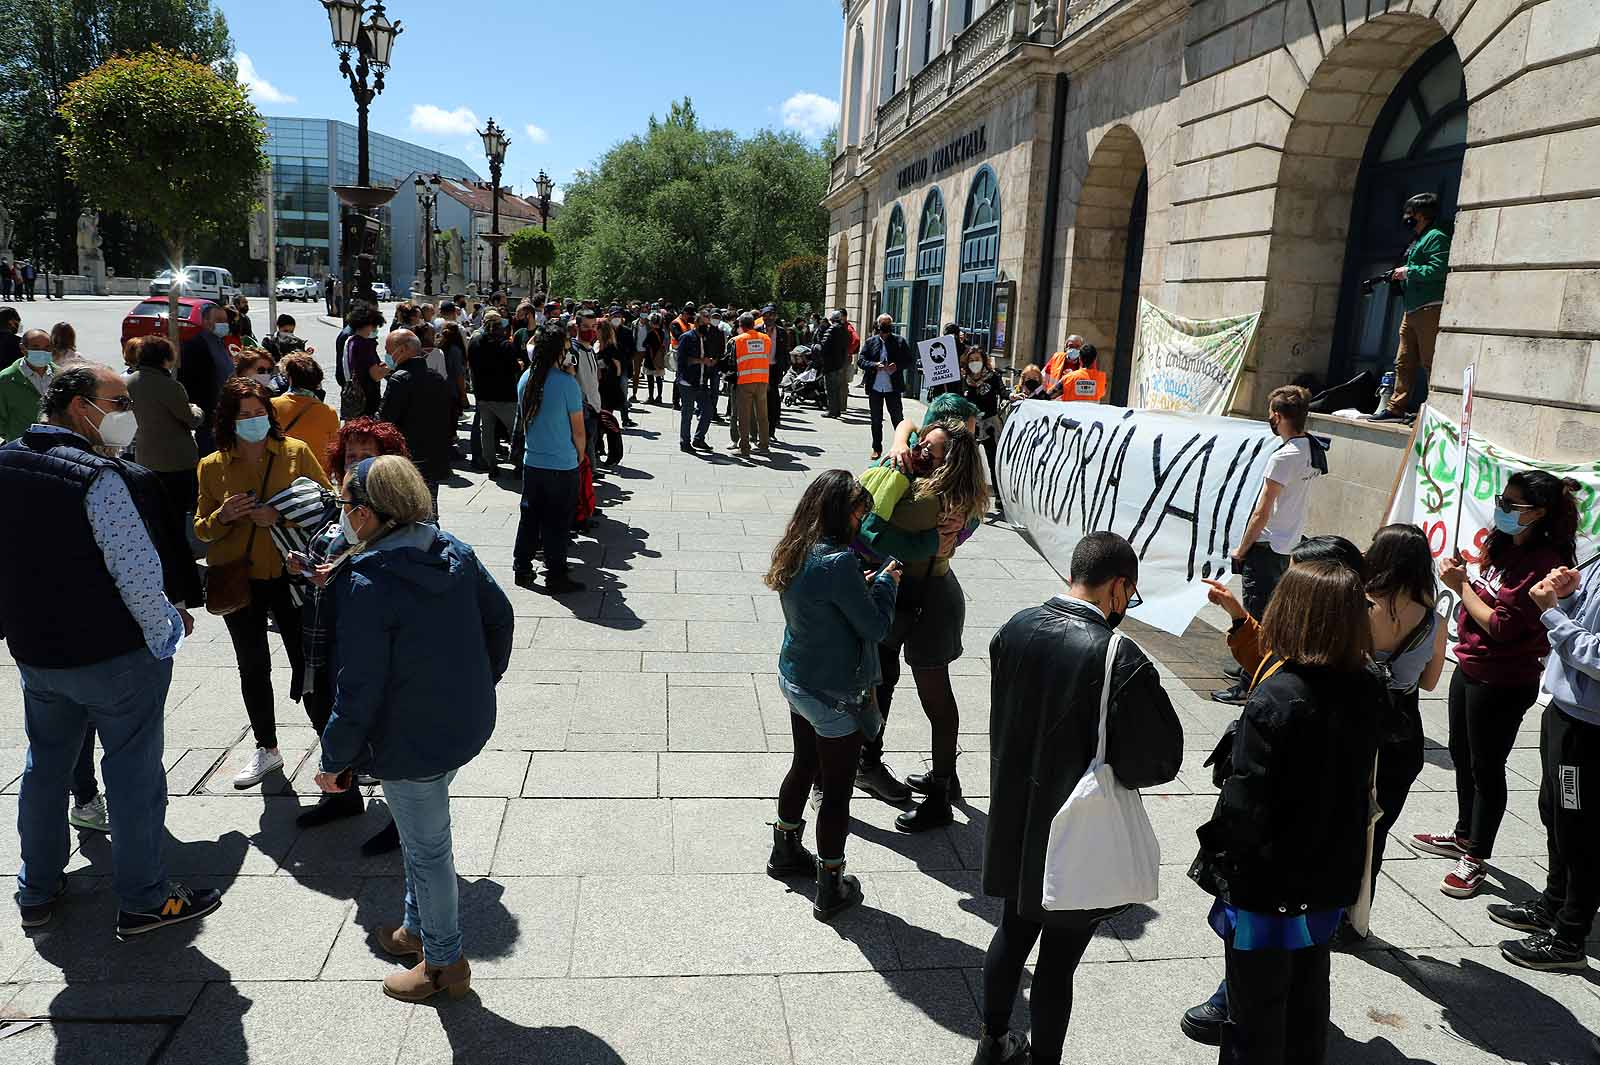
[205, 451, 276, 617]
[1040, 633, 1162, 911]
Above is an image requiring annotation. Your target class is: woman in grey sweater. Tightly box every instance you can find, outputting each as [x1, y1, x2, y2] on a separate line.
[125, 335, 204, 516]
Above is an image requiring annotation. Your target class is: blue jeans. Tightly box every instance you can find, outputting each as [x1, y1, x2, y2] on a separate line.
[679, 385, 714, 445]
[17, 647, 172, 911]
[384, 769, 462, 966]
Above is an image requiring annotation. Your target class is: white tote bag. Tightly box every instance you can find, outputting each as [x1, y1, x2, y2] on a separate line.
[1040, 633, 1162, 911]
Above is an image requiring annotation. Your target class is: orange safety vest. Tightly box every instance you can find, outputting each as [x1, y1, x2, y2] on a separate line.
[733, 330, 771, 385]
[1058, 367, 1107, 402]
[1043, 349, 1079, 393]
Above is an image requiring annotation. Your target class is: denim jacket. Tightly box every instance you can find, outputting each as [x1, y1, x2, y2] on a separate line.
[777, 542, 898, 695]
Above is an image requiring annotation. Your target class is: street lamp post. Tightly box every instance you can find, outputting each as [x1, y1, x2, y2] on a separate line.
[534, 169, 554, 292]
[323, 0, 403, 303]
[414, 173, 439, 296]
[478, 117, 510, 295]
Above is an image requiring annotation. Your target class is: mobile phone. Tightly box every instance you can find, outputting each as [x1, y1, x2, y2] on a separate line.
[877, 556, 901, 577]
[1229, 556, 1244, 575]
[286, 550, 312, 571]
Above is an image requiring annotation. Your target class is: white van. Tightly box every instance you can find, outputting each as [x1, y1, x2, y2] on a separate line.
[150, 265, 241, 303]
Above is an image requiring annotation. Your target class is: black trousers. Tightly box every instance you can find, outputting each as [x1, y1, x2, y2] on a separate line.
[1222, 939, 1332, 1065]
[1538, 703, 1600, 943]
[868, 390, 904, 453]
[767, 382, 782, 436]
[981, 900, 1095, 1065]
[1240, 543, 1289, 620]
[221, 576, 305, 751]
[1448, 670, 1537, 859]
[514, 465, 579, 575]
[776, 712, 864, 861]
[302, 662, 334, 737]
[1372, 690, 1426, 891]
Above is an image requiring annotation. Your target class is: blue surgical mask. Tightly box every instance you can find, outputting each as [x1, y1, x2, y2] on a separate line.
[1492, 506, 1526, 536]
[380, 351, 396, 370]
[213, 322, 230, 337]
[235, 415, 270, 443]
[24, 348, 51, 369]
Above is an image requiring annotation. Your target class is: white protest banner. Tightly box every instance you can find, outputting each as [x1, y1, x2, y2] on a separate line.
[1131, 300, 1259, 415]
[918, 334, 959, 389]
[996, 400, 1278, 635]
[1388, 405, 1600, 642]
[1449, 363, 1476, 551]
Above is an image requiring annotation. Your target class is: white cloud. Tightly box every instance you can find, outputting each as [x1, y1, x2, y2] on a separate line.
[780, 92, 840, 140]
[524, 123, 550, 145]
[410, 104, 480, 138]
[236, 53, 294, 105]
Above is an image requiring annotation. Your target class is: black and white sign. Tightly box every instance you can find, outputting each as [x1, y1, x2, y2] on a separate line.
[918, 335, 959, 388]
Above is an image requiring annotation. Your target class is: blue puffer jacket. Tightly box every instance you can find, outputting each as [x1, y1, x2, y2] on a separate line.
[778, 542, 898, 694]
[319, 524, 515, 780]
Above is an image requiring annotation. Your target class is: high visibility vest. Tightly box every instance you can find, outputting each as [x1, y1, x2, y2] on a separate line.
[1043, 349, 1079, 393]
[733, 330, 771, 384]
[669, 315, 691, 352]
[1058, 367, 1107, 402]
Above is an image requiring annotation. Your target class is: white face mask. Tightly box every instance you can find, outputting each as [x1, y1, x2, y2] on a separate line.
[250, 373, 273, 387]
[88, 402, 138, 449]
[967, 361, 982, 374]
[339, 507, 363, 547]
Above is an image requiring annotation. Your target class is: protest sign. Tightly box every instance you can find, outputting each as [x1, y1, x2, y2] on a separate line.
[918, 334, 959, 389]
[1131, 300, 1259, 415]
[996, 400, 1278, 635]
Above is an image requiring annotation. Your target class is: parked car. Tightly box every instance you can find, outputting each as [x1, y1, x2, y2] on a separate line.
[371, 282, 392, 302]
[149, 265, 240, 304]
[275, 276, 319, 301]
[120, 297, 214, 348]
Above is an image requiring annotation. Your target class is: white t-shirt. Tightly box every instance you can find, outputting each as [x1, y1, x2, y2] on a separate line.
[1259, 436, 1322, 555]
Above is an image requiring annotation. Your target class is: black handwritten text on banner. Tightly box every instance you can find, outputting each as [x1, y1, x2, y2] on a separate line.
[996, 402, 1277, 635]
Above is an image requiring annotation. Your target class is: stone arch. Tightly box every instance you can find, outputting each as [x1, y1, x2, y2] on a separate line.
[1251, 11, 1452, 407]
[831, 230, 850, 315]
[845, 26, 866, 148]
[1063, 124, 1149, 403]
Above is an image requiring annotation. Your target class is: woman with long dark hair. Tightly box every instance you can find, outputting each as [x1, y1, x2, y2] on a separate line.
[765, 470, 900, 920]
[594, 316, 626, 466]
[1412, 471, 1581, 899]
[511, 324, 587, 595]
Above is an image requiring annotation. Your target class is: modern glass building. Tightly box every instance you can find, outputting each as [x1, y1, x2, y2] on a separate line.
[265, 116, 481, 282]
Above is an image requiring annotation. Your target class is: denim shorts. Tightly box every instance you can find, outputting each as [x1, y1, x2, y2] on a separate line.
[778, 675, 882, 740]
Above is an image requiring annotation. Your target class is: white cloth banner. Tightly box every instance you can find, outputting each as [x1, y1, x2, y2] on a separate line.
[996, 401, 1277, 635]
[1131, 300, 1259, 416]
[918, 334, 959, 388]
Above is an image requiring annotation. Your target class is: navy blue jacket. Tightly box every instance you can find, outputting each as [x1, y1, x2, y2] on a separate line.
[857, 332, 911, 394]
[675, 326, 723, 391]
[778, 543, 898, 694]
[320, 525, 515, 780]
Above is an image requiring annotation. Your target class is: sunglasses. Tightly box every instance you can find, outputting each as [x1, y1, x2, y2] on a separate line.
[1125, 586, 1143, 610]
[1494, 494, 1535, 511]
[90, 394, 134, 412]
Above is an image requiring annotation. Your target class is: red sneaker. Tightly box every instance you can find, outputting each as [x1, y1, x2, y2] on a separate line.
[1441, 856, 1486, 898]
[1408, 831, 1467, 858]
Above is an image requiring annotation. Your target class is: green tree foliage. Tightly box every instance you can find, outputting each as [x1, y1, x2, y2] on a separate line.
[549, 98, 828, 306]
[505, 226, 556, 291]
[58, 46, 265, 341]
[0, 0, 234, 274]
[775, 255, 826, 311]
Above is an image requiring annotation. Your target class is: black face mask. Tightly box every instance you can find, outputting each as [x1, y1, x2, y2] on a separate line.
[1105, 582, 1130, 629]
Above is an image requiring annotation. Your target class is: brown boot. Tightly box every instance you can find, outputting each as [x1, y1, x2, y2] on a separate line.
[375, 925, 423, 959]
[382, 957, 472, 1003]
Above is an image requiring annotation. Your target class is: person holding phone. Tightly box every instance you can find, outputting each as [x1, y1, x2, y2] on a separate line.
[764, 470, 900, 921]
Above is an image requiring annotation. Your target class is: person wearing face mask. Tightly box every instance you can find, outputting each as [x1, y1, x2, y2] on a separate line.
[1412, 471, 1581, 900]
[609, 305, 638, 428]
[262, 313, 314, 362]
[195, 378, 333, 791]
[178, 303, 240, 456]
[233, 349, 280, 395]
[0, 329, 58, 442]
[959, 348, 1005, 494]
[856, 314, 909, 461]
[378, 329, 454, 518]
[1055, 343, 1106, 404]
[123, 335, 205, 519]
[571, 311, 605, 473]
[1368, 192, 1452, 424]
[973, 532, 1181, 1065]
[270, 353, 339, 478]
[675, 308, 722, 454]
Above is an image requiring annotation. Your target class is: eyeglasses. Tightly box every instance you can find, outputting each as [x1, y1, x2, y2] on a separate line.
[1494, 495, 1535, 511]
[90, 395, 133, 411]
[1125, 586, 1143, 610]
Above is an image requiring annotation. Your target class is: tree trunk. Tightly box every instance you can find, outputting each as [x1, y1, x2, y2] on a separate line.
[166, 240, 184, 349]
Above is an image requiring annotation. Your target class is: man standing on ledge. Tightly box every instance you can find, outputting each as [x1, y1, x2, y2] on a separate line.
[1369, 192, 1451, 424]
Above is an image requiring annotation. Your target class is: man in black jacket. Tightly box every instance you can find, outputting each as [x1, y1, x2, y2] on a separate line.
[857, 314, 910, 459]
[177, 303, 233, 456]
[379, 329, 455, 517]
[675, 308, 722, 453]
[973, 531, 1182, 1065]
[817, 309, 851, 418]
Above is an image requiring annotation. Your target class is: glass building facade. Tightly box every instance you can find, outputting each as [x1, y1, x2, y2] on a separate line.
[265, 116, 481, 281]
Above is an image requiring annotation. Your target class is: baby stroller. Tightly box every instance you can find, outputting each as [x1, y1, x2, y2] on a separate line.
[781, 346, 826, 409]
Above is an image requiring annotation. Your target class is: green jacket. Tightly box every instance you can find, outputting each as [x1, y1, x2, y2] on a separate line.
[0, 360, 53, 443]
[1402, 226, 1450, 312]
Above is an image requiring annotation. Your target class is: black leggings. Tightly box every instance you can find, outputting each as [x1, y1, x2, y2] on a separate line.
[776, 713, 863, 861]
[1372, 691, 1426, 892]
[221, 576, 305, 751]
[981, 900, 1095, 1065]
[1448, 670, 1537, 859]
[870, 646, 960, 777]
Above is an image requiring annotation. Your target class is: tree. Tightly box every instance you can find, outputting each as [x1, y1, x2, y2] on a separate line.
[58, 46, 265, 343]
[775, 255, 826, 311]
[0, 0, 234, 274]
[505, 226, 556, 292]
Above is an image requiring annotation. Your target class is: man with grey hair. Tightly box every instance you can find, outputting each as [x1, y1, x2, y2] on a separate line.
[858, 313, 911, 459]
[379, 328, 454, 518]
[1044, 334, 1084, 399]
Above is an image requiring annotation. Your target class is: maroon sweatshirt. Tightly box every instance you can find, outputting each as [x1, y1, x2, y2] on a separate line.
[1452, 541, 1566, 686]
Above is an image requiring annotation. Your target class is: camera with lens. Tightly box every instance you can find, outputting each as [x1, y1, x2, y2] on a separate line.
[1362, 268, 1402, 296]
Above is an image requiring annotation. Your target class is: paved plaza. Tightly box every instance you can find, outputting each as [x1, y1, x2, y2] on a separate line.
[0, 301, 1594, 1063]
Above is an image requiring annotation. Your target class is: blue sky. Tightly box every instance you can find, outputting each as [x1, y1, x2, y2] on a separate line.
[220, 0, 845, 201]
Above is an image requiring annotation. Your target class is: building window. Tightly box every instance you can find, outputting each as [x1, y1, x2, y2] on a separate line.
[922, 0, 937, 67]
[883, 205, 910, 337]
[956, 166, 1001, 354]
[883, 0, 904, 100]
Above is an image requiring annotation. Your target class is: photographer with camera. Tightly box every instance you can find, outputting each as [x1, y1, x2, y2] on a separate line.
[1368, 192, 1451, 424]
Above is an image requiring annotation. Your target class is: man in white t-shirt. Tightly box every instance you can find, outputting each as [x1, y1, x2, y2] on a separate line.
[1214, 384, 1327, 704]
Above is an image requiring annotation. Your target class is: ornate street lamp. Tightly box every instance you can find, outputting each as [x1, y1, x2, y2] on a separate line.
[478, 117, 510, 295]
[413, 173, 440, 295]
[324, 0, 404, 302]
[533, 169, 554, 291]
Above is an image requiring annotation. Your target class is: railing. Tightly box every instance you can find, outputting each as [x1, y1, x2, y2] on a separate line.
[876, 89, 910, 145]
[907, 51, 952, 126]
[829, 147, 858, 192]
[1062, 0, 1127, 37]
[951, 0, 1021, 94]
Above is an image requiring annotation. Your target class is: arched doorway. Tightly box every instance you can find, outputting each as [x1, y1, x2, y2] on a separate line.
[1331, 39, 1465, 385]
[911, 187, 946, 345]
[883, 204, 909, 336]
[832, 230, 850, 315]
[1063, 125, 1149, 405]
[956, 166, 1001, 354]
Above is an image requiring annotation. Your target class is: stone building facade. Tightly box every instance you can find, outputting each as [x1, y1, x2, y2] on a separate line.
[824, 0, 1600, 538]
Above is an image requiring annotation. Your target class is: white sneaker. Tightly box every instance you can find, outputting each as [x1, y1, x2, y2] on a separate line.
[232, 748, 284, 790]
[68, 794, 110, 834]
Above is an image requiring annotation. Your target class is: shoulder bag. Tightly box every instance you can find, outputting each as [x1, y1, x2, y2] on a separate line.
[205, 451, 276, 617]
[1040, 633, 1162, 911]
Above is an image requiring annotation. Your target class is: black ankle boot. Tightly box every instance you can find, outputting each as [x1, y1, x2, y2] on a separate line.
[895, 775, 954, 832]
[766, 820, 816, 880]
[971, 1026, 1030, 1064]
[297, 785, 364, 828]
[813, 859, 862, 922]
[907, 769, 962, 801]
